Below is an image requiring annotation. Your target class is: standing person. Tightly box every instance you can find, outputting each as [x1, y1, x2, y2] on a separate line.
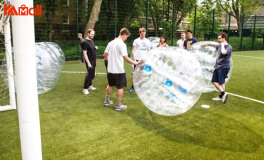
[82, 29, 97, 95]
[156, 35, 169, 47]
[129, 27, 151, 93]
[103, 28, 142, 111]
[78, 33, 85, 63]
[203, 32, 232, 104]
[176, 32, 186, 49]
[183, 29, 198, 50]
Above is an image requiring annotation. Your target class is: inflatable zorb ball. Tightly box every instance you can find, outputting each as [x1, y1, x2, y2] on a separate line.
[189, 41, 233, 93]
[35, 42, 65, 94]
[1, 42, 64, 94]
[133, 47, 205, 116]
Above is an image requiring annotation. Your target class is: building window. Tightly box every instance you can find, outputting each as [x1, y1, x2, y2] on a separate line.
[63, 14, 69, 24]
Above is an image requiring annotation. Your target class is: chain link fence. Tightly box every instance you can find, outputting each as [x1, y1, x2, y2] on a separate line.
[1, 1, 263, 61]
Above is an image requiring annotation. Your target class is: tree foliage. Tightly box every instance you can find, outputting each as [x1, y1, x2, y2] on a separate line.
[188, 0, 222, 39]
[137, 0, 197, 38]
[93, 0, 140, 40]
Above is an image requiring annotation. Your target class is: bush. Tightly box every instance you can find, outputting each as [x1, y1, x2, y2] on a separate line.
[207, 36, 264, 51]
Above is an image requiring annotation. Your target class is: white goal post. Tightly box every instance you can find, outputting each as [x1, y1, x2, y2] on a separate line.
[0, 0, 16, 112]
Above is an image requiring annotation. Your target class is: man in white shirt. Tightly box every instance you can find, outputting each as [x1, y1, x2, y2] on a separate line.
[129, 27, 151, 93]
[103, 28, 142, 111]
[176, 32, 186, 49]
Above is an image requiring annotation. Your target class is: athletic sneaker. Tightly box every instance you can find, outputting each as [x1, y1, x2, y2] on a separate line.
[222, 93, 228, 104]
[129, 88, 134, 93]
[88, 86, 96, 90]
[104, 101, 113, 107]
[212, 96, 221, 101]
[115, 105, 127, 111]
[83, 89, 89, 95]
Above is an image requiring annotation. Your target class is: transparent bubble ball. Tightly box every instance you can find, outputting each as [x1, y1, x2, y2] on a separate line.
[133, 47, 205, 116]
[35, 42, 65, 94]
[1, 42, 65, 94]
[189, 41, 233, 93]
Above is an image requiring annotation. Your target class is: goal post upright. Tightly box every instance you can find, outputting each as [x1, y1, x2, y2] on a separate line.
[11, 0, 43, 159]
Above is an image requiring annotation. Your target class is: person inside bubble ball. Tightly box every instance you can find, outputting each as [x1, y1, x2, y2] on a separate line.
[156, 35, 169, 47]
[176, 32, 186, 49]
[81, 29, 98, 95]
[103, 28, 143, 111]
[129, 27, 151, 93]
[183, 29, 198, 50]
[202, 32, 232, 104]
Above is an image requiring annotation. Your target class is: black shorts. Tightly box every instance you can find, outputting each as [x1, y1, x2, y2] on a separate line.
[212, 68, 230, 85]
[107, 73, 127, 89]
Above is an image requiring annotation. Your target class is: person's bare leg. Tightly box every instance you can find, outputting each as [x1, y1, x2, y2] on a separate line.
[213, 82, 224, 94]
[115, 88, 127, 110]
[104, 85, 113, 106]
[106, 85, 112, 95]
[116, 88, 123, 105]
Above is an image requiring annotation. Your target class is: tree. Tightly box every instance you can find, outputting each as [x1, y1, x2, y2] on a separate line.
[84, 0, 102, 36]
[93, 0, 140, 40]
[213, 0, 261, 37]
[147, 0, 197, 37]
[171, 0, 197, 29]
[188, 0, 222, 39]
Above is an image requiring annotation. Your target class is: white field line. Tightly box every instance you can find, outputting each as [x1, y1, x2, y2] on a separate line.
[61, 71, 107, 74]
[233, 54, 264, 60]
[227, 92, 264, 104]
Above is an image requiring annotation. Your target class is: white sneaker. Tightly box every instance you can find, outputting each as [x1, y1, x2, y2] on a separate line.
[83, 89, 89, 95]
[212, 96, 221, 101]
[88, 86, 96, 90]
[115, 104, 127, 111]
[222, 93, 228, 104]
[104, 100, 113, 107]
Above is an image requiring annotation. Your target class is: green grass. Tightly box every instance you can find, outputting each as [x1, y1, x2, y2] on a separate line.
[0, 51, 264, 159]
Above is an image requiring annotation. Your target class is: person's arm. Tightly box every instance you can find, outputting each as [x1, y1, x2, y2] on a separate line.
[147, 44, 150, 51]
[83, 50, 92, 68]
[132, 46, 137, 60]
[103, 52, 108, 61]
[221, 42, 228, 55]
[201, 43, 217, 48]
[123, 56, 143, 65]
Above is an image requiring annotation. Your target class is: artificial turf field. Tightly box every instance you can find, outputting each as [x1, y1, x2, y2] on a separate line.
[0, 50, 264, 160]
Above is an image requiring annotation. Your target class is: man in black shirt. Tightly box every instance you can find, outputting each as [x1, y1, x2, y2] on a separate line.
[183, 29, 198, 50]
[81, 29, 97, 95]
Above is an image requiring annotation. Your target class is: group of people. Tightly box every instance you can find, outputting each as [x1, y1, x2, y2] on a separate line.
[78, 27, 232, 111]
[156, 29, 198, 50]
